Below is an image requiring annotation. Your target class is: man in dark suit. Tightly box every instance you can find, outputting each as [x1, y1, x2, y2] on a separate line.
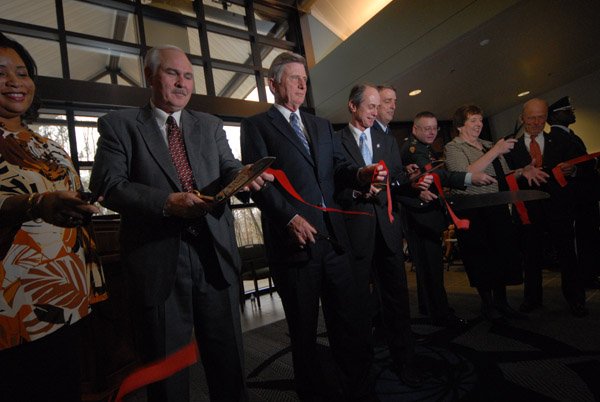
[334, 84, 433, 386]
[400, 112, 495, 326]
[372, 85, 397, 135]
[90, 45, 271, 402]
[241, 53, 386, 401]
[505, 98, 586, 317]
[547, 96, 600, 289]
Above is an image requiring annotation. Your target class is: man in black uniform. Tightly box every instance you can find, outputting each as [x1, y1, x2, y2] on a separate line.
[400, 112, 496, 326]
[547, 96, 600, 289]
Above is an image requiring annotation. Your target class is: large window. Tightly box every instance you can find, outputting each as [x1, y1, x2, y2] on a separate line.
[1, 0, 304, 237]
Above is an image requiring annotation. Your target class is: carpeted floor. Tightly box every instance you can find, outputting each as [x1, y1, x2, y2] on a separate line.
[133, 268, 600, 401]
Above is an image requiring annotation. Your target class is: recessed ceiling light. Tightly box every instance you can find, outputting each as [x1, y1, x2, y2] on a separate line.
[408, 89, 422, 96]
[479, 39, 490, 46]
[518, 91, 530, 97]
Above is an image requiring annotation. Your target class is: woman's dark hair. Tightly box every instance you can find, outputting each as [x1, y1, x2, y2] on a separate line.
[452, 104, 483, 129]
[0, 33, 41, 122]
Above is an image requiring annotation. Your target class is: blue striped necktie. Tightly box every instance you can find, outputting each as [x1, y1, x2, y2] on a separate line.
[290, 113, 310, 153]
[359, 132, 372, 165]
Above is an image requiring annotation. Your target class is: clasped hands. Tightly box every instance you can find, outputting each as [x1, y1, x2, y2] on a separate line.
[37, 191, 101, 228]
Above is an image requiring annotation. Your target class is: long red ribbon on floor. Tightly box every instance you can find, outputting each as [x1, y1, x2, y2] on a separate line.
[113, 341, 199, 402]
[552, 151, 600, 187]
[265, 167, 374, 216]
[505, 173, 531, 224]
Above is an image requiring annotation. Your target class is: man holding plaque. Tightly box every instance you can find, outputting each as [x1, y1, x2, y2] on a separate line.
[90, 45, 271, 402]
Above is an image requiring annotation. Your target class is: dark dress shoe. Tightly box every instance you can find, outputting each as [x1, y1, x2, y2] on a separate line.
[584, 276, 600, 289]
[431, 314, 468, 328]
[396, 362, 425, 388]
[569, 302, 589, 317]
[519, 300, 542, 313]
[495, 303, 528, 319]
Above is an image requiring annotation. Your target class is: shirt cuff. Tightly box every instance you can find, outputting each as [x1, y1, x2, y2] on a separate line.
[464, 172, 473, 186]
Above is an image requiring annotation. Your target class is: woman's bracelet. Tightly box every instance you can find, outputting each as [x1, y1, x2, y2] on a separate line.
[26, 192, 45, 223]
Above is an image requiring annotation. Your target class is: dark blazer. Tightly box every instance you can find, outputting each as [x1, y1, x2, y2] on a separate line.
[399, 135, 466, 233]
[240, 106, 360, 263]
[90, 105, 242, 305]
[334, 126, 405, 256]
[505, 131, 578, 218]
[371, 121, 389, 135]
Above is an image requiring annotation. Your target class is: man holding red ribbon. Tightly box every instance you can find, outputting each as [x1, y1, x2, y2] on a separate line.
[505, 98, 587, 317]
[241, 52, 386, 401]
[547, 96, 600, 290]
[334, 84, 432, 387]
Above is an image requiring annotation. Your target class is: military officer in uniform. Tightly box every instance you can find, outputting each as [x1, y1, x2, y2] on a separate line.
[399, 111, 496, 326]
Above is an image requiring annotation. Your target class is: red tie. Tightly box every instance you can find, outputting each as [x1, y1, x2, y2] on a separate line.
[529, 133, 543, 167]
[166, 116, 196, 192]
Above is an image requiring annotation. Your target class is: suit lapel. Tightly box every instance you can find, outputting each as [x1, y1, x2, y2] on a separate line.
[180, 110, 211, 188]
[268, 107, 314, 166]
[341, 126, 365, 166]
[136, 105, 182, 191]
[371, 130, 385, 163]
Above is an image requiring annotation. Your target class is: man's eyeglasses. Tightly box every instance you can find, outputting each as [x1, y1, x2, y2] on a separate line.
[416, 125, 440, 133]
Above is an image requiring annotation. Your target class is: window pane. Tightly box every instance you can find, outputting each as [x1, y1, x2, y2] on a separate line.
[5, 34, 62, 78]
[0, 0, 57, 29]
[67, 43, 143, 86]
[144, 17, 200, 55]
[213, 69, 257, 100]
[63, 0, 139, 44]
[244, 78, 274, 103]
[146, 0, 196, 17]
[192, 65, 207, 95]
[203, 0, 247, 30]
[74, 115, 101, 163]
[207, 32, 251, 65]
[223, 124, 241, 159]
[28, 122, 70, 153]
[233, 207, 264, 246]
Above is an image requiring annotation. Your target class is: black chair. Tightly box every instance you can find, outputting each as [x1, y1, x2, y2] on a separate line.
[238, 244, 273, 310]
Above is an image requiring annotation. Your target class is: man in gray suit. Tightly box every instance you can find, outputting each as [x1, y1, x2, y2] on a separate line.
[90, 45, 271, 402]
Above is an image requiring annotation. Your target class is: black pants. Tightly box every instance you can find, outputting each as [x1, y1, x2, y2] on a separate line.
[270, 238, 374, 401]
[134, 237, 247, 402]
[0, 319, 84, 402]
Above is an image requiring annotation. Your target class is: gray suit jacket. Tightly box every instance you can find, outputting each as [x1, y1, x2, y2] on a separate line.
[90, 104, 242, 305]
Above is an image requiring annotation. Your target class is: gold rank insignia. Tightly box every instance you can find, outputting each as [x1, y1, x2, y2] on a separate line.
[409, 146, 416, 153]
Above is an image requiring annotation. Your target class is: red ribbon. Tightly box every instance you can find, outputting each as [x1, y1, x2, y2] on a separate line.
[427, 171, 470, 230]
[265, 167, 373, 216]
[113, 341, 199, 402]
[551, 151, 600, 187]
[505, 173, 531, 224]
[376, 160, 394, 223]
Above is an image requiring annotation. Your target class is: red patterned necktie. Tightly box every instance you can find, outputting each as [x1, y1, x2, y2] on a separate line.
[166, 116, 196, 192]
[529, 133, 543, 167]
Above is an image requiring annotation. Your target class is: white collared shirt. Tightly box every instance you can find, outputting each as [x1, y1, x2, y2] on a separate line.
[524, 131, 545, 154]
[374, 120, 388, 133]
[348, 124, 373, 157]
[274, 104, 307, 138]
[151, 103, 183, 146]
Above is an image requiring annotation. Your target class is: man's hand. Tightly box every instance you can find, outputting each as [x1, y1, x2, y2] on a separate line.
[163, 192, 214, 219]
[471, 172, 497, 186]
[405, 163, 420, 175]
[364, 184, 382, 200]
[358, 164, 387, 184]
[244, 170, 275, 192]
[521, 163, 549, 186]
[412, 174, 433, 191]
[287, 215, 317, 247]
[557, 162, 576, 177]
[419, 190, 438, 203]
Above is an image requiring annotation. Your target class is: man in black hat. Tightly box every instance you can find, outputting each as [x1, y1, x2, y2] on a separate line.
[548, 96, 600, 289]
